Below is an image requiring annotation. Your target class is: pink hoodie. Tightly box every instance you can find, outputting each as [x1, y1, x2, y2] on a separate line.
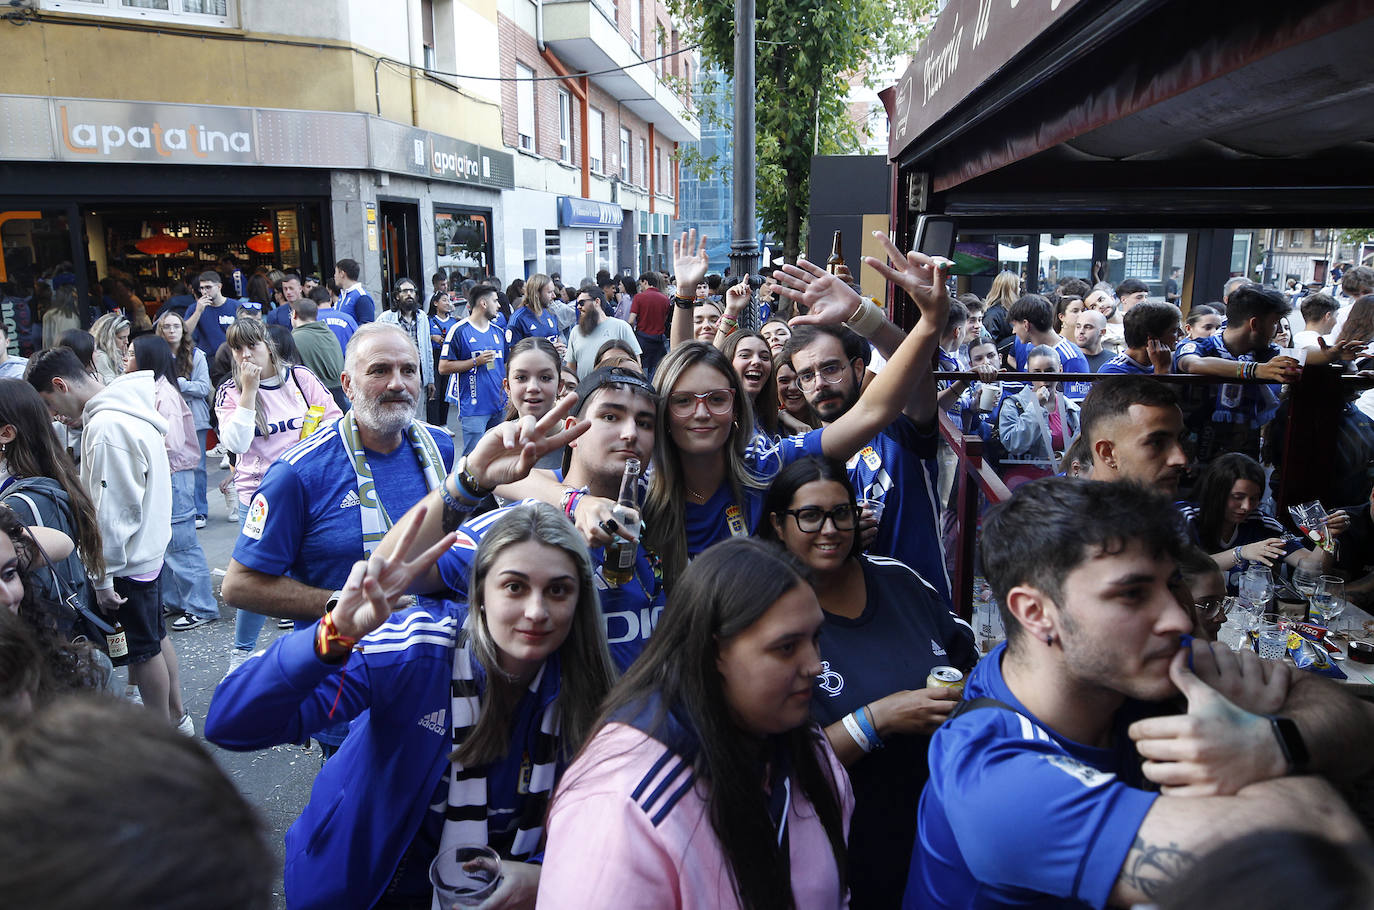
[539, 723, 853, 909]
[153, 376, 201, 474]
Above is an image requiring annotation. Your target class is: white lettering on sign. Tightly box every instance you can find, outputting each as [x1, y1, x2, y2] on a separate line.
[60, 105, 252, 159]
[973, 0, 992, 49]
[429, 138, 482, 180]
[922, 12, 963, 106]
[414, 139, 426, 166]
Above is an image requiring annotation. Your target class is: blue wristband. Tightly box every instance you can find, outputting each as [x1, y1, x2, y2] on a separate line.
[855, 705, 884, 750]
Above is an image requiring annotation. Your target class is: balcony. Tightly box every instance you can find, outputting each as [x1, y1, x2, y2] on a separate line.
[541, 0, 698, 143]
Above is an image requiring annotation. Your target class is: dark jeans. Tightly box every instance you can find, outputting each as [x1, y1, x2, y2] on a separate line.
[636, 331, 666, 379]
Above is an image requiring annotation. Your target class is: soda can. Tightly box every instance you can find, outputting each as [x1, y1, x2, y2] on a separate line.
[927, 666, 964, 693]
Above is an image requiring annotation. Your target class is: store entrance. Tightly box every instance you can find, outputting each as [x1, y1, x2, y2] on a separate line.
[379, 200, 422, 297]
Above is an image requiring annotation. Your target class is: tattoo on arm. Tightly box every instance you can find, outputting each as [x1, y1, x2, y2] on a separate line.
[1120, 835, 1196, 899]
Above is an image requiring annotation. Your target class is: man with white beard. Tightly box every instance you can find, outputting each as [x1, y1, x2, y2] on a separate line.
[220, 323, 455, 754]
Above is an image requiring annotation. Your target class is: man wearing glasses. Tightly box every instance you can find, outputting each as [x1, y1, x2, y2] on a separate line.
[776, 269, 950, 606]
[182, 270, 238, 362]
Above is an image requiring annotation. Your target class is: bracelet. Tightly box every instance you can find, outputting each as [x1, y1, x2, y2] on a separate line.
[672, 294, 696, 310]
[1234, 546, 1246, 567]
[455, 456, 491, 500]
[562, 489, 585, 518]
[440, 476, 481, 532]
[855, 705, 884, 750]
[844, 297, 886, 338]
[315, 610, 359, 663]
[841, 711, 874, 753]
[1235, 361, 1244, 379]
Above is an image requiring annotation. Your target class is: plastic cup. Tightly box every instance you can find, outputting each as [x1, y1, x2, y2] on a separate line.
[857, 498, 885, 526]
[430, 845, 503, 908]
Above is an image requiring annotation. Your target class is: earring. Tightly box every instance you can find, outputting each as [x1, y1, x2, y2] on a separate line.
[1045, 633, 1056, 646]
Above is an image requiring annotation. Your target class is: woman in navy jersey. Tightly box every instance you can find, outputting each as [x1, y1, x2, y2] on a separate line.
[507, 274, 564, 358]
[760, 456, 977, 908]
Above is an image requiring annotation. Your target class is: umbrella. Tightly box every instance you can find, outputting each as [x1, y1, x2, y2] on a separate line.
[135, 232, 189, 255]
[998, 244, 1028, 263]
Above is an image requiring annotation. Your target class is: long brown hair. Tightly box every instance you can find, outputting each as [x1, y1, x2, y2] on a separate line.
[158, 312, 197, 379]
[0, 381, 104, 581]
[1335, 294, 1374, 348]
[722, 330, 779, 436]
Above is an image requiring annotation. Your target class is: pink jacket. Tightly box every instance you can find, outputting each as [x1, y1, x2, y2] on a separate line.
[538, 723, 853, 909]
[153, 376, 201, 474]
[214, 365, 341, 504]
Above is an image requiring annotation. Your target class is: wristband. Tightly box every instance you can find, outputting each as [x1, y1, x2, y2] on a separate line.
[841, 711, 873, 753]
[455, 456, 491, 499]
[672, 294, 696, 310]
[855, 704, 884, 750]
[1236, 361, 1244, 379]
[844, 297, 886, 338]
[440, 476, 481, 532]
[562, 489, 585, 518]
[315, 610, 359, 663]
[1266, 715, 1310, 774]
[1234, 546, 1246, 567]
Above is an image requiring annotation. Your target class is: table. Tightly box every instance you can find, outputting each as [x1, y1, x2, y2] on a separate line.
[1218, 601, 1374, 696]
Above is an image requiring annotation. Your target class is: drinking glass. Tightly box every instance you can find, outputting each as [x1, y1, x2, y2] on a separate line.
[1219, 596, 1251, 652]
[1312, 575, 1346, 629]
[1255, 613, 1288, 661]
[430, 845, 504, 908]
[1292, 567, 1320, 599]
[1239, 566, 1273, 612]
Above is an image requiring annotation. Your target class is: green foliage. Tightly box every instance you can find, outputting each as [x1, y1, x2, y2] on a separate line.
[1337, 228, 1374, 249]
[670, 0, 932, 260]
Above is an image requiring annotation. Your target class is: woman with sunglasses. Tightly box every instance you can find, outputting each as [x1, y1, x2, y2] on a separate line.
[630, 230, 951, 590]
[759, 456, 977, 908]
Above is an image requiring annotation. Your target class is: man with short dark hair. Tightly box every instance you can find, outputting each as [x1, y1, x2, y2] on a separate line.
[182, 270, 236, 361]
[264, 272, 302, 329]
[291, 295, 348, 412]
[1174, 284, 1300, 460]
[1008, 293, 1092, 398]
[1078, 375, 1189, 495]
[0, 321, 28, 379]
[905, 477, 1373, 908]
[310, 284, 357, 352]
[1101, 301, 1181, 375]
[629, 271, 669, 377]
[566, 286, 640, 381]
[1164, 266, 1182, 305]
[431, 270, 448, 299]
[334, 258, 375, 324]
[1294, 292, 1339, 351]
[439, 284, 506, 455]
[377, 277, 435, 418]
[26, 349, 189, 729]
[1116, 277, 1150, 312]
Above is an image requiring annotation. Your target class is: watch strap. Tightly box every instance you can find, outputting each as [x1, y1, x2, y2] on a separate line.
[1267, 715, 1310, 774]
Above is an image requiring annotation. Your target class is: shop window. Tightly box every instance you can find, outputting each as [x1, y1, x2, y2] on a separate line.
[588, 108, 605, 173]
[558, 90, 573, 165]
[544, 230, 561, 258]
[516, 65, 536, 153]
[42, 0, 235, 27]
[620, 128, 632, 182]
[436, 209, 492, 280]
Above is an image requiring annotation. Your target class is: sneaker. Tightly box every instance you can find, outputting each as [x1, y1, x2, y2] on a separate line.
[124, 685, 143, 706]
[277, 618, 294, 630]
[195, 515, 207, 529]
[176, 713, 195, 737]
[224, 648, 251, 678]
[172, 613, 216, 631]
[220, 454, 231, 470]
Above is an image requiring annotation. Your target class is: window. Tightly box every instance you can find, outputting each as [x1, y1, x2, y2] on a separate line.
[516, 64, 536, 152]
[637, 138, 646, 188]
[599, 231, 611, 261]
[1275, 231, 1285, 249]
[588, 108, 604, 173]
[42, 0, 234, 26]
[421, 0, 437, 70]
[1314, 228, 1329, 243]
[655, 32, 666, 75]
[545, 229, 561, 257]
[631, 0, 641, 53]
[557, 90, 572, 165]
[1291, 229, 1306, 247]
[620, 128, 631, 182]
[655, 146, 663, 194]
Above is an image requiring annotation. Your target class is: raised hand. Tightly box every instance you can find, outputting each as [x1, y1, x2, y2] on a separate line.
[332, 508, 458, 640]
[465, 393, 589, 491]
[672, 229, 710, 295]
[772, 258, 865, 327]
[863, 231, 950, 328]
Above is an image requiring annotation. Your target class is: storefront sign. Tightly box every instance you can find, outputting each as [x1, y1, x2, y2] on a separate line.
[559, 197, 623, 228]
[887, 0, 1085, 158]
[0, 93, 512, 188]
[56, 99, 254, 163]
[366, 204, 378, 252]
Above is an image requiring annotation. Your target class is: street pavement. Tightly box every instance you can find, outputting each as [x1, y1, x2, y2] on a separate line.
[159, 459, 316, 909]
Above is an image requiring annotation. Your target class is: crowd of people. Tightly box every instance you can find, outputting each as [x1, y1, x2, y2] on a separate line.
[1, 234, 1373, 910]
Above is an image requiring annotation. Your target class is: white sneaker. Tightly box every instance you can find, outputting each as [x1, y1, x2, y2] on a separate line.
[224, 648, 251, 677]
[220, 454, 231, 470]
[176, 713, 195, 737]
[124, 685, 143, 706]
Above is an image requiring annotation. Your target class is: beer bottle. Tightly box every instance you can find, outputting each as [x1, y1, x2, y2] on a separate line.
[107, 621, 128, 661]
[826, 231, 845, 274]
[602, 458, 642, 587]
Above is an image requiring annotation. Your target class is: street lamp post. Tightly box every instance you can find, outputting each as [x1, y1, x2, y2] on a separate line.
[728, 0, 760, 328]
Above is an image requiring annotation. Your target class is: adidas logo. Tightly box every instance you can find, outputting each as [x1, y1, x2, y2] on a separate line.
[339, 490, 360, 509]
[931, 639, 947, 657]
[417, 709, 447, 735]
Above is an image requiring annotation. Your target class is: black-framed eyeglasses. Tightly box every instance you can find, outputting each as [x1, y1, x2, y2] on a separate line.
[795, 358, 856, 390]
[782, 504, 857, 533]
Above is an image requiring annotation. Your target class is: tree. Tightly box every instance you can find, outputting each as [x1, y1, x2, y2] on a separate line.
[670, 0, 931, 264]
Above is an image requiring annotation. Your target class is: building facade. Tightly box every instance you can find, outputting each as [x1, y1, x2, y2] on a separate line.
[494, 0, 696, 286]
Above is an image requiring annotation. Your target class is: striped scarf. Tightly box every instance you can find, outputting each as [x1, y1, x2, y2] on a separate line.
[434, 635, 561, 908]
[339, 412, 447, 556]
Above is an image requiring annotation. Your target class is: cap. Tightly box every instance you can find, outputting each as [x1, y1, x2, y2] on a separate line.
[572, 365, 656, 417]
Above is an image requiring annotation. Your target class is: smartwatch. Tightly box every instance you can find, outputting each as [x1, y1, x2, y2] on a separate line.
[1266, 715, 1310, 774]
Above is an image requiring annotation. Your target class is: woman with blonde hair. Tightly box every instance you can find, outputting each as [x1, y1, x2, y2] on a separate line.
[214, 317, 340, 654]
[90, 313, 131, 385]
[981, 270, 1021, 345]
